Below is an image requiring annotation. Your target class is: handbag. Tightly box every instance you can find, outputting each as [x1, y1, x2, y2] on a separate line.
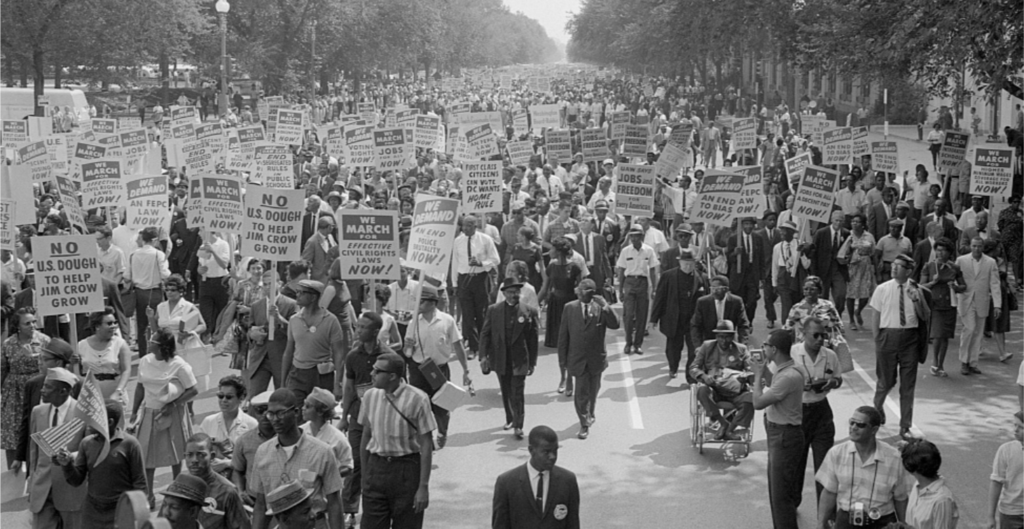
[179, 334, 213, 378]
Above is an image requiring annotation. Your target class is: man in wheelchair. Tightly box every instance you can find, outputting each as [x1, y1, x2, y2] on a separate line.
[689, 320, 754, 441]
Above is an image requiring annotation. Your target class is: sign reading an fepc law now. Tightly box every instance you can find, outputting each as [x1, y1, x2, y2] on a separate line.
[406, 196, 461, 276]
[970, 148, 1014, 197]
[33, 235, 104, 317]
[125, 175, 171, 231]
[337, 210, 400, 280]
[240, 185, 304, 260]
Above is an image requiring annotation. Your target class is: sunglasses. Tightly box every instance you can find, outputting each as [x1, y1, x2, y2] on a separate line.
[265, 406, 297, 421]
[216, 393, 237, 400]
[849, 419, 871, 429]
[811, 332, 829, 340]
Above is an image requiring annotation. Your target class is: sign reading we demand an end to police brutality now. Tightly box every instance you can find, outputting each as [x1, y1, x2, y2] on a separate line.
[406, 196, 460, 276]
[793, 165, 841, 223]
[240, 185, 304, 261]
[337, 210, 400, 281]
[33, 234, 105, 316]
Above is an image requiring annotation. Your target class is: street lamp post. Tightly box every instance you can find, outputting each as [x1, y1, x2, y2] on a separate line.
[216, 0, 230, 118]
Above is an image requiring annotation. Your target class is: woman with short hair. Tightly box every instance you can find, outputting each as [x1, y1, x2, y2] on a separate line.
[77, 307, 132, 407]
[902, 439, 959, 528]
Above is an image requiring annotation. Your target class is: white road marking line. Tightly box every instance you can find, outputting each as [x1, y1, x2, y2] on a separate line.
[617, 352, 645, 429]
[849, 354, 923, 438]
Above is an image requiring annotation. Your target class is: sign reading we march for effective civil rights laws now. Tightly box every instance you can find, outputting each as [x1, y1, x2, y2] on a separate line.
[240, 185, 304, 260]
[337, 210, 400, 280]
[33, 234, 104, 317]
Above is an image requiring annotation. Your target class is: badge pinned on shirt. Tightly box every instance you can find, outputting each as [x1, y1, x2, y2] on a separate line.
[728, 355, 736, 363]
[518, 316, 525, 323]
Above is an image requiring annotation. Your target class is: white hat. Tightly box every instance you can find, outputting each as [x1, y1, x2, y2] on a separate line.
[45, 367, 78, 388]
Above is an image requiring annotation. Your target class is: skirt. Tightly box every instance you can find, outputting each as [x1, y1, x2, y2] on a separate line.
[930, 309, 956, 339]
[135, 403, 193, 468]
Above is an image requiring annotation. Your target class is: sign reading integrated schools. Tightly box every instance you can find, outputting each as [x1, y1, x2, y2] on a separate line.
[338, 210, 400, 280]
[241, 185, 304, 260]
[406, 196, 460, 276]
[33, 234, 104, 317]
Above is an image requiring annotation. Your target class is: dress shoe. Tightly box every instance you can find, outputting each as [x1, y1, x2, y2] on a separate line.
[623, 345, 632, 355]
[669, 371, 678, 379]
[577, 427, 589, 440]
[557, 382, 565, 393]
[961, 364, 972, 376]
[588, 414, 595, 426]
[565, 388, 573, 397]
[435, 434, 447, 449]
[467, 351, 476, 360]
[633, 346, 643, 355]
[1000, 352, 1014, 363]
[969, 365, 982, 374]
[514, 428, 524, 439]
[899, 428, 914, 440]
[766, 321, 775, 329]
[503, 422, 514, 430]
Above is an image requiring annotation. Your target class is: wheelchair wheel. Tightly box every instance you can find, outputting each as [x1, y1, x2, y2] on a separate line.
[689, 385, 700, 447]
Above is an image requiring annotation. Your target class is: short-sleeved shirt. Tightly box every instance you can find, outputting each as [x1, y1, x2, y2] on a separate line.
[905, 478, 959, 529]
[199, 470, 252, 529]
[408, 310, 461, 364]
[991, 439, 1024, 515]
[287, 308, 344, 368]
[836, 189, 867, 216]
[875, 235, 912, 263]
[763, 360, 804, 425]
[137, 355, 197, 409]
[616, 243, 660, 276]
[816, 440, 912, 516]
[790, 343, 841, 404]
[199, 412, 259, 454]
[359, 382, 437, 457]
[300, 422, 353, 473]
[251, 433, 343, 517]
[230, 428, 273, 491]
[869, 280, 920, 329]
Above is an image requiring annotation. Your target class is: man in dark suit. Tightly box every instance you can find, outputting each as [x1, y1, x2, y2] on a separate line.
[480, 279, 539, 439]
[573, 219, 612, 293]
[27, 368, 87, 528]
[867, 186, 897, 241]
[245, 276, 298, 397]
[911, 222, 941, 281]
[756, 211, 784, 327]
[894, 201, 920, 247]
[726, 217, 766, 324]
[168, 210, 202, 301]
[660, 225, 693, 273]
[301, 216, 337, 283]
[492, 425, 580, 529]
[917, 198, 958, 242]
[807, 210, 849, 317]
[558, 279, 619, 440]
[651, 250, 706, 381]
[15, 339, 80, 473]
[957, 210, 1000, 255]
[591, 201, 621, 265]
[690, 275, 751, 345]
[300, 197, 331, 252]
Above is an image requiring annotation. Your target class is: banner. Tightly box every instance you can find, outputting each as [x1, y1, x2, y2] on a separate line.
[654, 142, 691, 179]
[80, 159, 123, 209]
[465, 124, 499, 159]
[226, 125, 265, 172]
[870, 141, 899, 173]
[936, 131, 969, 174]
[0, 199, 15, 252]
[970, 148, 1014, 197]
[240, 185, 304, 260]
[544, 130, 572, 162]
[729, 165, 767, 219]
[200, 175, 245, 234]
[406, 196, 460, 275]
[414, 115, 442, 150]
[822, 127, 853, 166]
[337, 210, 400, 280]
[506, 140, 534, 166]
[610, 112, 630, 140]
[692, 172, 744, 227]
[33, 234, 105, 316]
[252, 143, 294, 188]
[71, 373, 110, 465]
[529, 104, 561, 130]
[374, 128, 414, 171]
[580, 128, 608, 163]
[17, 140, 51, 183]
[345, 124, 376, 167]
[622, 125, 650, 158]
[793, 166, 840, 224]
[461, 161, 503, 214]
[851, 127, 869, 157]
[733, 117, 757, 151]
[125, 174, 172, 230]
[615, 164, 656, 217]
[53, 175, 87, 234]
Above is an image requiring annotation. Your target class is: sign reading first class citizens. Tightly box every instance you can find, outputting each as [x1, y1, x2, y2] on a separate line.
[461, 161, 503, 214]
[406, 196, 461, 276]
[240, 185, 304, 260]
[33, 234, 105, 317]
[337, 210, 400, 280]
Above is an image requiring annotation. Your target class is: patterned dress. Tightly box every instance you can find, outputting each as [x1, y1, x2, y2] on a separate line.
[1, 331, 49, 449]
[844, 231, 876, 299]
[785, 298, 844, 345]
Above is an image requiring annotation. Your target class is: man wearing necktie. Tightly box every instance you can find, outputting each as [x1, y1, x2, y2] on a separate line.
[453, 215, 500, 360]
[756, 211, 784, 328]
[727, 217, 766, 325]
[808, 210, 850, 319]
[771, 221, 803, 326]
[27, 367, 86, 529]
[491, 425, 581, 529]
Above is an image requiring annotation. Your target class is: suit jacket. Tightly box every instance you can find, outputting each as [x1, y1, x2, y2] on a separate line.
[244, 294, 298, 380]
[593, 217, 621, 260]
[301, 232, 335, 283]
[572, 232, 612, 287]
[911, 239, 933, 282]
[756, 227, 785, 271]
[867, 202, 895, 240]
[958, 227, 1001, 255]
[28, 399, 87, 513]
[168, 218, 201, 272]
[954, 253, 1001, 318]
[918, 213, 958, 242]
[492, 464, 580, 529]
[690, 293, 751, 345]
[900, 215, 920, 247]
[651, 268, 706, 337]
[726, 231, 767, 284]
[558, 299, 620, 377]
[809, 226, 850, 282]
[660, 245, 682, 273]
[479, 302, 539, 377]
[17, 376, 81, 463]
[300, 212, 332, 251]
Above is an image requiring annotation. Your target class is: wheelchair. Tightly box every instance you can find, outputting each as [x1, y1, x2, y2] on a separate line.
[689, 382, 753, 458]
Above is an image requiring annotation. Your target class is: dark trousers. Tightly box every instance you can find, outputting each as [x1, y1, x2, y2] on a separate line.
[135, 287, 163, 357]
[834, 511, 897, 529]
[696, 386, 754, 428]
[497, 373, 526, 429]
[822, 268, 847, 316]
[733, 281, 759, 323]
[246, 348, 284, 398]
[664, 331, 694, 378]
[457, 273, 489, 353]
[285, 366, 334, 404]
[573, 370, 602, 425]
[796, 400, 835, 506]
[762, 282, 778, 323]
[361, 453, 423, 529]
[406, 359, 450, 437]
[778, 286, 799, 325]
[622, 276, 649, 348]
[766, 420, 804, 529]
[344, 425, 363, 514]
[873, 328, 919, 429]
[199, 277, 229, 337]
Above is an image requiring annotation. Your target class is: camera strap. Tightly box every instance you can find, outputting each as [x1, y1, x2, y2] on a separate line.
[848, 455, 880, 514]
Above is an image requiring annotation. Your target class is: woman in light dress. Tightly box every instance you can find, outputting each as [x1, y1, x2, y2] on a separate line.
[76, 307, 132, 408]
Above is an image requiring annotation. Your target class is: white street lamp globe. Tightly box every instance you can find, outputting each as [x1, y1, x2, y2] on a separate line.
[215, 0, 230, 13]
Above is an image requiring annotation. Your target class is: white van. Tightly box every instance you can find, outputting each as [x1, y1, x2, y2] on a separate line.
[1, 87, 91, 124]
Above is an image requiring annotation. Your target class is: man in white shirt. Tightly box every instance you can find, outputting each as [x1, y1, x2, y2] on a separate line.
[836, 175, 868, 225]
[587, 177, 616, 213]
[956, 195, 989, 232]
[197, 231, 232, 339]
[616, 225, 660, 355]
[95, 227, 126, 286]
[452, 215, 500, 359]
[771, 221, 803, 322]
[640, 217, 670, 255]
[386, 263, 420, 337]
[111, 210, 139, 263]
[125, 227, 171, 357]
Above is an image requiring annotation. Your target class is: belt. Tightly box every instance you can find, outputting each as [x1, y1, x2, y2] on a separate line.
[370, 452, 420, 462]
[93, 373, 119, 381]
[625, 275, 648, 279]
[803, 399, 830, 408]
[203, 276, 228, 281]
[765, 420, 801, 428]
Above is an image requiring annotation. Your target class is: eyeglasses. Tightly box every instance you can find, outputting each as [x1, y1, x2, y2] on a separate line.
[371, 367, 395, 375]
[251, 406, 268, 415]
[849, 419, 870, 429]
[811, 332, 829, 340]
[216, 393, 237, 400]
[265, 406, 297, 421]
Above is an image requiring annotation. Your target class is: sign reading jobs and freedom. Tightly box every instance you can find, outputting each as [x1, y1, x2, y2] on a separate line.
[936, 131, 969, 175]
[200, 175, 245, 234]
[337, 210, 400, 280]
[544, 130, 572, 162]
[80, 159, 124, 208]
[125, 175, 171, 231]
[461, 162, 503, 214]
[793, 166, 840, 224]
[692, 173, 744, 227]
[615, 164, 656, 217]
[622, 125, 649, 158]
[970, 148, 1015, 197]
[240, 185, 304, 260]
[33, 234, 104, 317]
[406, 196, 461, 276]
[580, 128, 608, 163]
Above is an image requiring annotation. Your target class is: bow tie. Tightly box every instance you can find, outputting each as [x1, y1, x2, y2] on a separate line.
[978, 229, 986, 233]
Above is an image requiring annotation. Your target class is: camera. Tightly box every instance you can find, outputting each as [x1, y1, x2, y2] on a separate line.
[750, 349, 764, 363]
[850, 502, 866, 526]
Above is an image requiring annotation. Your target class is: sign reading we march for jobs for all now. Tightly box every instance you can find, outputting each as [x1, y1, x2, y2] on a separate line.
[33, 235, 105, 317]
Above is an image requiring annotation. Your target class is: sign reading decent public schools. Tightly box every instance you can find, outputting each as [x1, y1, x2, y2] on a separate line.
[337, 210, 400, 280]
[240, 185, 304, 260]
[32, 234, 105, 317]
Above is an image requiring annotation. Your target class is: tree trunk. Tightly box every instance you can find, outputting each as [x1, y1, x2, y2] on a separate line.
[20, 57, 29, 87]
[33, 46, 46, 116]
[714, 59, 723, 91]
[159, 52, 170, 106]
[53, 59, 62, 89]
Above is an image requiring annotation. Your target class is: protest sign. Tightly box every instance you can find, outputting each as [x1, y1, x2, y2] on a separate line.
[615, 164, 656, 217]
[500, 75, 512, 89]
[414, 115, 442, 150]
[17, 140, 51, 183]
[27, 117, 53, 140]
[406, 196, 460, 275]
[200, 175, 245, 234]
[240, 185, 304, 260]
[785, 152, 812, 188]
[793, 166, 840, 224]
[252, 143, 294, 188]
[461, 161, 503, 214]
[274, 109, 304, 145]
[80, 159, 123, 209]
[668, 122, 694, 150]
[170, 106, 198, 124]
[544, 130, 572, 162]
[733, 118, 757, 151]
[534, 77, 551, 94]
[396, 109, 419, 128]
[692, 172, 744, 227]
[530, 104, 561, 130]
[125, 175, 171, 231]
[870, 141, 899, 173]
[170, 121, 196, 142]
[936, 131, 969, 174]
[374, 128, 414, 171]
[2, 165, 36, 226]
[357, 102, 376, 124]
[226, 125, 264, 172]
[822, 127, 853, 166]
[187, 180, 204, 228]
[91, 119, 117, 135]
[337, 210, 400, 280]
[118, 116, 142, 130]
[622, 125, 649, 158]
[0, 199, 13, 252]
[970, 148, 1014, 197]
[456, 111, 504, 137]
[465, 124, 499, 159]
[71, 373, 110, 465]
[2, 120, 28, 148]
[448, 102, 471, 120]
[195, 123, 225, 160]
[33, 234, 105, 316]
[580, 128, 609, 163]
[181, 139, 215, 175]
[610, 112, 630, 140]
[730, 165, 767, 219]
[54, 175, 87, 233]
[118, 128, 149, 160]
[512, 108, 528, 136]
[803, 114, 824, 144]
[345, 124, 376, 167]
[851, 127, 869, 157]
[654, 142, 691, 179]
[323, 125, 345, 161]
[506, 140, 534, 166]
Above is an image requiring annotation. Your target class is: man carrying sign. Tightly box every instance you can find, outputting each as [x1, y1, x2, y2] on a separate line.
[27, 367, 86, 529]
